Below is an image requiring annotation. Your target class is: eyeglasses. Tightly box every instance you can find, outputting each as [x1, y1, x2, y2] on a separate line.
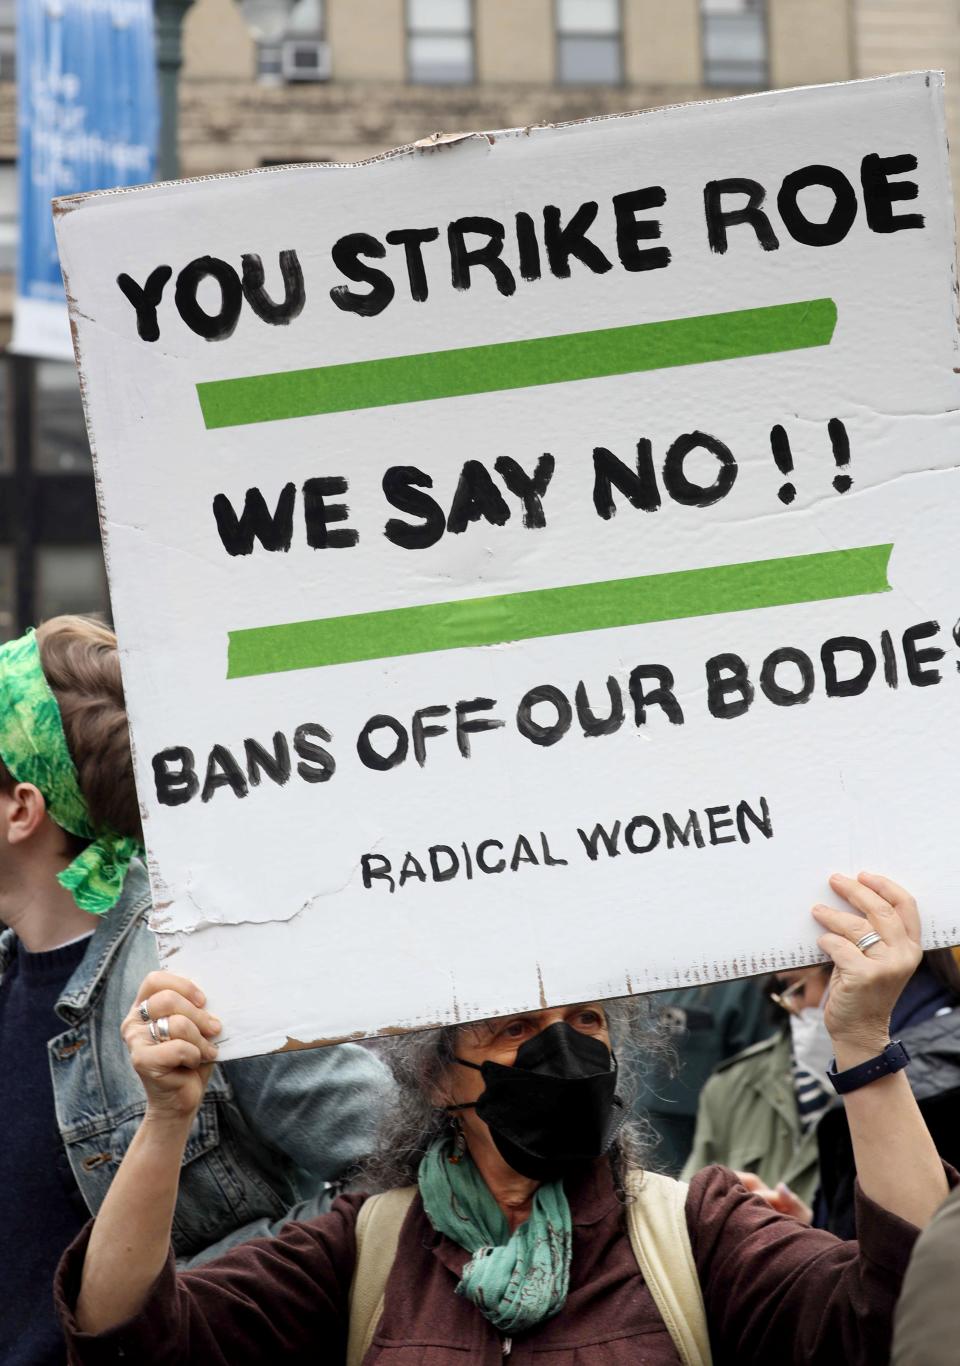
[769, 980, 807, 1014]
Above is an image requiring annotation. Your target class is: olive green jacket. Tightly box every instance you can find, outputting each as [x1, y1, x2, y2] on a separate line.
[681, 1029, 822, 1207]
[893, 1184, 960, 1363]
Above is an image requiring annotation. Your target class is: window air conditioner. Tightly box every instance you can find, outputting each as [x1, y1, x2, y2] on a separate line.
[281, 39, 332, 82]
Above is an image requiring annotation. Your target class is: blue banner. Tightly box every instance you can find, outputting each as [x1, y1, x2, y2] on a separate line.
[14, 0, 158, 358]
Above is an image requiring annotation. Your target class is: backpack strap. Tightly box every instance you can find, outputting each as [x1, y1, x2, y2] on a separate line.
[346, 1187, 417, 1366]
[625, 1170, 713, 1366]
[347, 1175, 711, 1366]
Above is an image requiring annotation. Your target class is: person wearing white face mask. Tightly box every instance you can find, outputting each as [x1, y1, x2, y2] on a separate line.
[682, 966, 832, 1216]
[782, 969, 836, 1136]
[684, 951, 960, 1232]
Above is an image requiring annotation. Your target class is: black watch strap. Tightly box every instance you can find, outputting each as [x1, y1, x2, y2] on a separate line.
[827, 1039, 910, 1095]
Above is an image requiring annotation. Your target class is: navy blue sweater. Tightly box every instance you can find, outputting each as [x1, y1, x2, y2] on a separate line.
[0, 936, 91, 1366]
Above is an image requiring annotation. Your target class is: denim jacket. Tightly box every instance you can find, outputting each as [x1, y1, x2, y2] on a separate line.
[0, 862, 392, 1265]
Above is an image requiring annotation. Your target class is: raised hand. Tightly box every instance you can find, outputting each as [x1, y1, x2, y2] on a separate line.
[812, 871, 922, 1060]
[121, 971, 221, 1122]
[735, 1171, 813, 1224]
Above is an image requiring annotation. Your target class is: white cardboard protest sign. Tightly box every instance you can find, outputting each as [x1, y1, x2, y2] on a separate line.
[56, 73, 960, 1060]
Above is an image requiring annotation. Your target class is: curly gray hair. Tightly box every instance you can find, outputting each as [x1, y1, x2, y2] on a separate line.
[355, 995, 674, 1195]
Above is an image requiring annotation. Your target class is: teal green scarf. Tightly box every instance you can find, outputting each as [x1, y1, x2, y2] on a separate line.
[417, 1136, 573, 1334]
[0, 629, 143, 915]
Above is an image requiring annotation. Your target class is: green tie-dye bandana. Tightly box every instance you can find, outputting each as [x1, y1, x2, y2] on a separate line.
[0, 629, 143, 915]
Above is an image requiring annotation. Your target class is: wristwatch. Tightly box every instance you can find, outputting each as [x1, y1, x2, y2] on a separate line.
[826, 1039, 911, 1095]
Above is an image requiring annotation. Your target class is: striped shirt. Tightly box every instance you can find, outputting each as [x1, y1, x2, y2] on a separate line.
[792, 1060, 833, 1131]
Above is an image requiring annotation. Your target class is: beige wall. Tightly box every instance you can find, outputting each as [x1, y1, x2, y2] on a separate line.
[477, 0, 554, 84]
[183, 0, 253, 82]
[769, 0, 852, 88]
[854, 0, 960, 77]
[183, 0, 709, 89]
[854, 0, 960, 219]
[328, 0, 405, 82]
[625, 0, 701, 86]
[175, 77, 710, 176]
[183, 0, 408, 84]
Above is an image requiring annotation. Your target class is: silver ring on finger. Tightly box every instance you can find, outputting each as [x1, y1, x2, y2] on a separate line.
[138, 1001, 151, 1024]
[148, 1019, 159, 1043]
[856, 930, 883, 954]
[156, 1016, 171, 1042]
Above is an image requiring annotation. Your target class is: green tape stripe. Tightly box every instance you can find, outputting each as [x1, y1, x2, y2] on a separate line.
[198, 298, 837, 430]
[226, 544, 892, 679]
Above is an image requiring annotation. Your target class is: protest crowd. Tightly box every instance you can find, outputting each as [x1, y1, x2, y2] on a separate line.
[0, 613, 957, 1364]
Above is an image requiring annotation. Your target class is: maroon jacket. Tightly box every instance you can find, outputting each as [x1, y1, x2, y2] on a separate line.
[56, 1163, 923, 1364]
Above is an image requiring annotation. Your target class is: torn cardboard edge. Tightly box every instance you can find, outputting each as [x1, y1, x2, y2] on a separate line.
[51, 70, 943, 211]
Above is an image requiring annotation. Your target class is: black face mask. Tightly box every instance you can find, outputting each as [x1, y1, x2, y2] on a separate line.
[451, 1020, 625, 1181]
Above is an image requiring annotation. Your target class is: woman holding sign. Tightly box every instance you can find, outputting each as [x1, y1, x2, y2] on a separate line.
[56, 872, 950, 1364]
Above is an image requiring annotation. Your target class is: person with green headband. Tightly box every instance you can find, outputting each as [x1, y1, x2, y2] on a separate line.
[53, 863, 955, 1365]
[0, 618, 393, 1366]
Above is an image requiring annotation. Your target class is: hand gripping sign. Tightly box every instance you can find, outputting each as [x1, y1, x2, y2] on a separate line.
[55, 73, 960, 1059]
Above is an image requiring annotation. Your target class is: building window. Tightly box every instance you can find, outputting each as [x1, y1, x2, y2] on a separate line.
[702, 0, 767, 87]
[256, 43, 284, 81]
[36, 545, 109, 622]
[0, 162, 15, 275]
[407, 0, 474, 85]
[0, 355, 104, 633]
[260, 156, 333, 167]
[36, 361, 92, 474]
[556, 0, 622, 86]
[253, 0, 328, 83]
[281, 0, 331, 83]
[0, 0, 14, 82]
[0, 547, 14, 642]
